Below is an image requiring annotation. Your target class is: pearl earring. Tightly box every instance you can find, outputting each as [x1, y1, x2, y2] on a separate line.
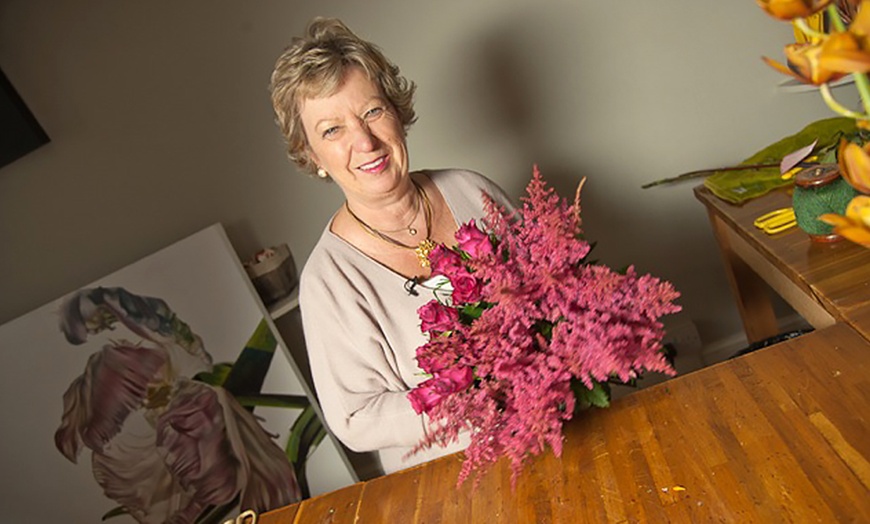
[317, 167, 329, 179]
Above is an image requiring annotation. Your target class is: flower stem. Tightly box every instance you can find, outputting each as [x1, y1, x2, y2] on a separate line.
[820, 83, 868, 119]
[793, 18, 825, 40]
[824, 5, 870, 120]
[851, 73, 870, 119]
[826, 5, 846, 32]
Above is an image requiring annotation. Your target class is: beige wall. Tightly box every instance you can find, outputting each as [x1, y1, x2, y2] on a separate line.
[0, 1, 849, 349]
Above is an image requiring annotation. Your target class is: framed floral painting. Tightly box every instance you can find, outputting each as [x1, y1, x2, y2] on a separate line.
[0, 223, 352, 523]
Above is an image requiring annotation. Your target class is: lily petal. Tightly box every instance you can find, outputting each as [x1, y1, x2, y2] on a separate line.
[819, 196, 870, 247]
[818, 49, 870, 72]
[765, 42, 849, 85]
[757, 0, 834, 20]
[849, 0, 870, 38]
[832, 221, 870, 245]
[839, 139, 870, 193]
[845, 194, 870, 223]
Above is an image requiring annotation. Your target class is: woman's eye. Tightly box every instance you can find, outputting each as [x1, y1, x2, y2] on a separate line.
[364, 106, 384, 120]
[322, 126, 340, 139]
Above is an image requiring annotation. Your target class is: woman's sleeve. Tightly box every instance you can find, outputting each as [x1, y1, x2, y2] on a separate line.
[298, 268, 428, 452]
[438, 168, 516, 220]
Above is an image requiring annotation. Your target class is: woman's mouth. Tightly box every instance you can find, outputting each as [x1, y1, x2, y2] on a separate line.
[358, 156, 388, 173]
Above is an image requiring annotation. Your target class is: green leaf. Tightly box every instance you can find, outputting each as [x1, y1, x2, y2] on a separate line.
[285, 404, 327, 499]
[459, 301, 493, 324]
[820, 147, 837, 165]
[704, 117, 859, 204]
[537, 320, 554, 341]
[194, 362, 233, 386]
[286, 406, 319, 463]
[571, 379, 611, 412]
[234, 393, 310, 410]
[222, 318, 278, 398]
[245, 319, 278, 352]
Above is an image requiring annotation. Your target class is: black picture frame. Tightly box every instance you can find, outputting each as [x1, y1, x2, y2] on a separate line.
[0, 67, 50, 169]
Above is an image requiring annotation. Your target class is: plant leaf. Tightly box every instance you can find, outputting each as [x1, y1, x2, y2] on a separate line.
[234, 393, 310, 410]
[571, 379, 611, 411]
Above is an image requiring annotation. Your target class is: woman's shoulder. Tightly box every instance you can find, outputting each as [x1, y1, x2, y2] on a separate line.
[299, 229, 385, 301]
[419, 167, 514, 213]
[419, 167, 492, 188]
[299, 230, 348, 290]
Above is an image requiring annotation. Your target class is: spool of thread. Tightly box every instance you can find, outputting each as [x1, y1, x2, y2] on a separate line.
[792, 165, 861, 242]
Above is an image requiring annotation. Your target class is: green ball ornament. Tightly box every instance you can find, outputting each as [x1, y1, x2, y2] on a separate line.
[792, 166, 861, 242]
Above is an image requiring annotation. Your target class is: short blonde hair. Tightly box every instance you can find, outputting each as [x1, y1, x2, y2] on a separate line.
[269, 18, 417, 174]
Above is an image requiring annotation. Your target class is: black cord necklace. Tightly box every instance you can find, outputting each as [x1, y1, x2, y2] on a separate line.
[345, 180, 437, 268]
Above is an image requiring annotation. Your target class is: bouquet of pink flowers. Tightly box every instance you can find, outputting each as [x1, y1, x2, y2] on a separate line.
[407, 167, 681, 485]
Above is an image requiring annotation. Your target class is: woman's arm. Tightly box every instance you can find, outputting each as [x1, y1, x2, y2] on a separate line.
[299, 263, 428, 452]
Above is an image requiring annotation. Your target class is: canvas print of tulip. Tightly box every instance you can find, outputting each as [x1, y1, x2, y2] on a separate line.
[0, 224, 347, 523]
[55, 286, 301, 523]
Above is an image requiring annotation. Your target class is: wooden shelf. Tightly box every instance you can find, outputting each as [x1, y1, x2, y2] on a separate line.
[268, 287, 300, 319]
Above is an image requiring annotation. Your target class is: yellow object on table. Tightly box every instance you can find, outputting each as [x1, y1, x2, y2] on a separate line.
[753, 207, 797, 234]
[223, 510, 258, 524]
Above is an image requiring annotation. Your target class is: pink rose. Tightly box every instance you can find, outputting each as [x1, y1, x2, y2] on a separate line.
[415, 355, 442, 374]
[408, 384, 443, 415]
[455, 220, 493, 259]
[437, 366, 475, 390]
[408, 366, 474, 415]
[428, 244, 465, 279]
[417, 300, 459, 334]
[451, 274, 482, 304]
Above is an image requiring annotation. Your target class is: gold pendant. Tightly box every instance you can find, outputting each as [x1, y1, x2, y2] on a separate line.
[415, 239, 436, 268]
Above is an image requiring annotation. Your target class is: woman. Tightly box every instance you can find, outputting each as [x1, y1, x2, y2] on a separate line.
[269, 17, 513, 475]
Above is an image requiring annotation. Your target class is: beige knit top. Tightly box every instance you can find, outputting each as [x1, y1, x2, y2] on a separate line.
[299, 168, 513, 474]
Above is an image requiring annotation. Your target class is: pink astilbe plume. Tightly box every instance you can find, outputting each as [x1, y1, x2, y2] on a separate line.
[409, 166, 681, 487]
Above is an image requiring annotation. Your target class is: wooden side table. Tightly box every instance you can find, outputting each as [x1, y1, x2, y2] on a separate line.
[694, 185, 870, 343]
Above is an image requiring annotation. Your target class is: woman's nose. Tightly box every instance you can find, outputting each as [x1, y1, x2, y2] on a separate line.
[350, 120, 378, 151]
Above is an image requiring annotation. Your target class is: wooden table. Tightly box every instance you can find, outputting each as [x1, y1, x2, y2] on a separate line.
[694, 185, 870, 344]
[256, 322, 870, 523]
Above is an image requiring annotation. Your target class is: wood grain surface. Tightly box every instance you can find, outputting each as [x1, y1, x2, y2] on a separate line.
[258, 322, 870, 523]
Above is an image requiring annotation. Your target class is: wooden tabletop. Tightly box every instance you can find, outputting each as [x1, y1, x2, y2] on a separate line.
[694, 185, 870, 342]
[258, 322, 870, 523]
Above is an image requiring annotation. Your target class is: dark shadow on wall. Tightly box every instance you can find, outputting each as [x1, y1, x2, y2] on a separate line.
[459, 7, 745, 353]
[464, 10, 642, 256]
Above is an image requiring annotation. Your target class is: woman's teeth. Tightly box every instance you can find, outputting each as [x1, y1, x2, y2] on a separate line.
[359, 157, 386, 171]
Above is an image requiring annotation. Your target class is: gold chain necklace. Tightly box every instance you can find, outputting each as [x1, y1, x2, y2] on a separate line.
[345, 181, 437, 268]
[379, 190, 421, 235]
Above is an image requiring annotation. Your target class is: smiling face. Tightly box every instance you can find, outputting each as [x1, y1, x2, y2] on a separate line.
[300, 67, 410, 204]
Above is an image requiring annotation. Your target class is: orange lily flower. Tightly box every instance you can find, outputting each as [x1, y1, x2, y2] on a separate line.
[838, 138, 870, 192]
[818, 1, 870, 74]
[763, 40, 850, 84]
[757, 0, 833, 20]
[819, 195, 870, 246]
